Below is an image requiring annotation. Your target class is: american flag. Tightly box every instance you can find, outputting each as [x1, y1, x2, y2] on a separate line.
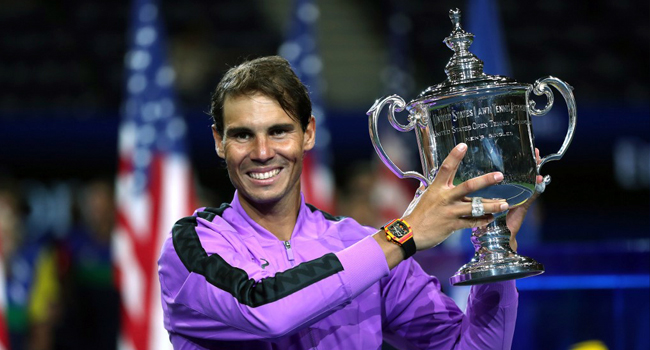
[466, 0, 511, 77]
[279, 0, 335, 214]
[113, 0, 195, 349]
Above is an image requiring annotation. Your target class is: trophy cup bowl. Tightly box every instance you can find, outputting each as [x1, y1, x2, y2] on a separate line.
[367, 9, 577, 286]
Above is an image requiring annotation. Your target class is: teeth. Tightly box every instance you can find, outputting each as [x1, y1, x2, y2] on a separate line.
[249, 169, 280, 180]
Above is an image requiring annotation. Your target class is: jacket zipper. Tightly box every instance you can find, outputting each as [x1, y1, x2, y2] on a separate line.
[283, 241, 317, 349]
[283, 241, 295, 266]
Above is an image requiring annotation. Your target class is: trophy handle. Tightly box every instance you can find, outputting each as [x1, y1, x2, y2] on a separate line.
[528, 76, 577, 193]
[367, 95, 430, 187]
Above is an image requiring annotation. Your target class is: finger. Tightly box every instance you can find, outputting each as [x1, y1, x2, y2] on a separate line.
[534, 149, 544, 185]
[433, 143, 467, 187]
[461, 197, 507, 203]
[452, 172, 504, 199]
[453, 200, 509, 217]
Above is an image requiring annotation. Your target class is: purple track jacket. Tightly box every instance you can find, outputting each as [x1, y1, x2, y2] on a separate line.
[158, 192, 518, 349]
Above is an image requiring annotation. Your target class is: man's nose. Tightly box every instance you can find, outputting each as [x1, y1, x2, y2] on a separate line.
[250, 136, 274, 162]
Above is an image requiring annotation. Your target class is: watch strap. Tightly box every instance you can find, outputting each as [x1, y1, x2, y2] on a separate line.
[397, 235, 416, 259]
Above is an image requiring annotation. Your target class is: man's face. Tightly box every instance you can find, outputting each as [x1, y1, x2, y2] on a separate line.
[213, 93, 315, 208]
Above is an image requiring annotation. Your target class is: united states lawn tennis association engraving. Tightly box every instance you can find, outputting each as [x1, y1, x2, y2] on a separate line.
[430, 103, 530, 142]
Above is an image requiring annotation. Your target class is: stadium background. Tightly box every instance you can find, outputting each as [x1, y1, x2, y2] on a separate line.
[0, 0, 648, 349]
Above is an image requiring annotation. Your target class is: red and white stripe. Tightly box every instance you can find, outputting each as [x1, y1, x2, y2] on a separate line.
[301, 152, 335, 214]
[114, 125, 195, 350]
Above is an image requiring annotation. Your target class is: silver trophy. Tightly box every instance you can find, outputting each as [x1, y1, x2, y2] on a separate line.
[367, 9, 576, 285]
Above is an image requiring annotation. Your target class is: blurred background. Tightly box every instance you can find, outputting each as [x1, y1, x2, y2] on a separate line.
[0, 0, 648, 349]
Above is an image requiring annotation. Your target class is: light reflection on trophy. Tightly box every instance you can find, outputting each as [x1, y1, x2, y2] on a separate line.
[367, 9, 577, 285]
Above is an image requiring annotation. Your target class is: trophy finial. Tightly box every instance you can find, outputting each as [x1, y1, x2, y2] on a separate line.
[443, 8, 484, 82]
[449, 8, 461, 31]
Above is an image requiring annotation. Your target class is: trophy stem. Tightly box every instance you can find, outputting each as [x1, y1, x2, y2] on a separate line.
[449, 212, 544, 286]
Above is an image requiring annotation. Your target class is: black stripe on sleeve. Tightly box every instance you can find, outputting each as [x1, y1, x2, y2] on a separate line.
[171, 212, 344, 308]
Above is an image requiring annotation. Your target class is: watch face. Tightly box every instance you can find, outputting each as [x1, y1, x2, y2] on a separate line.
[389, 220, 410, 238]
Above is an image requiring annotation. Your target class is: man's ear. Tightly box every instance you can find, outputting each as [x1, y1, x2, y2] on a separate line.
[211, 125, 225, 158]
[303, 116, 316, 151]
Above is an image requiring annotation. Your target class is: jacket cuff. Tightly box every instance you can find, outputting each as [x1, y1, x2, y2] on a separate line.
[470, 280, 519, 307]
[336, 235, 390, 299]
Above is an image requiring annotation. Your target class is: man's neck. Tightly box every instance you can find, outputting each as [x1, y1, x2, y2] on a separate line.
[237, 192, 301, 242]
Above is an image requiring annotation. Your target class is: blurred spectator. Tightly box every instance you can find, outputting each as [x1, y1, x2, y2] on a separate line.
[54, 179, 119, 350]
[1, 177, 61, 350]
[0, 178, 23, 267]
[336, 162, 381, 227]
[337, 160, 420, 228]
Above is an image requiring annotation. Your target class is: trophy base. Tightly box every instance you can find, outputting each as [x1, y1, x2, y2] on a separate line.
[449, 253, 544, 286]
[449, 213, 544, 286]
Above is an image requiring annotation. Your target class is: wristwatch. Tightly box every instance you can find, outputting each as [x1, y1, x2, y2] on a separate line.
[382, 218, 416, 259]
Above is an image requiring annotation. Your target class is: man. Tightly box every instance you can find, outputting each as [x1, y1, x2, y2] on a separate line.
[159, 56, 538, 349]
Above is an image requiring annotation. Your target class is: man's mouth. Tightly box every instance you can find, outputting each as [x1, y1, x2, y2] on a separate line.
[248, 168, 281, 180]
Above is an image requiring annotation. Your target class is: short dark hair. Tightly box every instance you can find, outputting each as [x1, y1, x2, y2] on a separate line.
[210, 56, 312, 136]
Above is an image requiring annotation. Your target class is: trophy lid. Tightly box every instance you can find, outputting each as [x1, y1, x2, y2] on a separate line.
[416, 9, 519, 100]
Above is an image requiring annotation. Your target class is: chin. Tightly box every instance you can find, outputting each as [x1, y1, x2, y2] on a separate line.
[240, 188, 284, 206]
[236, 176, 300, 207]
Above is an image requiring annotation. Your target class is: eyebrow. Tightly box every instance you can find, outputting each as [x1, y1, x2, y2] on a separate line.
[225, 126, 252, 137]
[225, 123, 296, 137]
[269, 123, 296, 131]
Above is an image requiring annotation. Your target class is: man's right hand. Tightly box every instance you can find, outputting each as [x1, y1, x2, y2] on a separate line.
[403, 143, 509, 251]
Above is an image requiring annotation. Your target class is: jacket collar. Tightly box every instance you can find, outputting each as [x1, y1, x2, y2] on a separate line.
[230, 190, 310, 242]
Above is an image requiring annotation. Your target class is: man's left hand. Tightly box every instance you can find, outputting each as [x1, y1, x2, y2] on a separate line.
[507, 148, 543, 251]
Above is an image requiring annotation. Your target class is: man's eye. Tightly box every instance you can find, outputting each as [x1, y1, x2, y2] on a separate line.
[270, 129, 288, 137]
[234, 133, 251, 141]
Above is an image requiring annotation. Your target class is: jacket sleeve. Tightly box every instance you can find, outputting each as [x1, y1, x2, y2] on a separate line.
[159, 215, 390, 341]
[381, 258, 518, 350]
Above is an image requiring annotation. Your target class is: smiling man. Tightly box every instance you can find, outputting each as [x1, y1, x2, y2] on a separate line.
[158, 56, 536, 349]
[212, 91, 315, 242]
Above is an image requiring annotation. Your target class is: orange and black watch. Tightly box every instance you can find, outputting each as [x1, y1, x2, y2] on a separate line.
[382, 218, 416, 259]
